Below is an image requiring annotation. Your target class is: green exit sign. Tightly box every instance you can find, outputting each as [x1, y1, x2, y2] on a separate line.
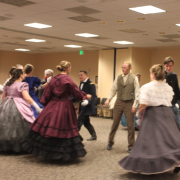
[79, 50, 84, 55]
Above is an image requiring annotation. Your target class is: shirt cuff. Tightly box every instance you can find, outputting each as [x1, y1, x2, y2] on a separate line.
[132, 100, 138, 109]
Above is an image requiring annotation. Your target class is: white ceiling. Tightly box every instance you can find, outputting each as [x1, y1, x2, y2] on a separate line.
[0, 0, 180, 53]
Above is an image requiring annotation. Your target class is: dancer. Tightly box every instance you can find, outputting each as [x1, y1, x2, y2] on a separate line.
[23, 64, 50, 118]
[22, 61, 91, 161]
[119, 64, 180, 175]
[105, 61, 139, 152]
[121, 73, 141, 131]
[164, 56, 180, 127]
[0, 69, 42, 152]
[78, 70, 97, 141]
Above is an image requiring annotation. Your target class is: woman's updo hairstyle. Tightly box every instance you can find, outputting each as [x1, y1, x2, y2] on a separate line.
[56, 61, 71, 72]
[9, 66, 16, 76]
[24, 64, 34, 74]
[6, 69, 23, 86]
[150, 64, 164, 81]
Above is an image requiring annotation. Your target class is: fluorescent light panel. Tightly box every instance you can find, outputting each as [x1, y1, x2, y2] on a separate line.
[64, 45, 82, 48]
[24, 23, 52, 29]
[129, 5, 166, 14]
[176, 24, 180, 27]
[75, 33, 99, 37]
[15, 48, 30, 51]
[113, 41, 134, 45]
[25, 39, 46, 42]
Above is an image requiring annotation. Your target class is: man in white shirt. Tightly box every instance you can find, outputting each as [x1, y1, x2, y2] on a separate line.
[105, 61, 140, 153]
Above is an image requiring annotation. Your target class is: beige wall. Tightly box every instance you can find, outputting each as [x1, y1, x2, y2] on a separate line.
[98, 49, 114, 99]
[116, 48, 132, 77]
[131, 47, 152, 86]
[1, 47, 180, 99]
[0, 51, 36, 84]
[34, 51, 99, 86]
[0, 51, 99, 88]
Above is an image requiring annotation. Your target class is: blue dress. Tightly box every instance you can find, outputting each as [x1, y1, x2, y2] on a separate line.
[23, 76, 44, 118]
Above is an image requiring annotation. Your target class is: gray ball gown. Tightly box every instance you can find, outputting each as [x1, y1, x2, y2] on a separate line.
[0, 82, 35, 152]
[119, 80, 180, 175]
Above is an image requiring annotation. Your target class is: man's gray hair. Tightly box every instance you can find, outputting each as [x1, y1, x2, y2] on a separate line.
[44, 69, 54, 76]
[16, 64, 23, 69]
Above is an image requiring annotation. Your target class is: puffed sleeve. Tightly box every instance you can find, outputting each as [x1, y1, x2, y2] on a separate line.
[3, 85, 8, 95]
[139, 85, 150, 106]
[33, 77, 41, 88]
[18, 82, 29, 92]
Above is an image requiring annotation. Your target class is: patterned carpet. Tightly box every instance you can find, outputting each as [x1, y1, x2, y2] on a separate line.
[0, 117, 179, 180]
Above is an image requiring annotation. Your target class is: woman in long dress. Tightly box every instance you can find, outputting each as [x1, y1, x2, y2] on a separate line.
[0, 69, 42, 152]
[119, 64, 180, 174]
[22, 61, 91, 161]
[23, 64, 50, 118]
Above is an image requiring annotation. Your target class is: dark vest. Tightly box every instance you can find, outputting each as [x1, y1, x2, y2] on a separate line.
[117, 73, 135, 100]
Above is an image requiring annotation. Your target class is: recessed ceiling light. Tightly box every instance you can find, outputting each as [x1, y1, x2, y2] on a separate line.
[64, 45, 82, 48]
[138, 18, 145, 20]
[129, 5, 166, 14]
[159, 32, 165, 34]
[113, 41, 134, 45]
[176, 24, 180, 27]
[99, 22, 106, 25]
[142, 34, 148, 35]
[15, 48, 30, 51]
[75, 33, 99, 37]
[24, 23, 52, 29]
[25, 38, 46, 42]
[117, 20, 125, 23]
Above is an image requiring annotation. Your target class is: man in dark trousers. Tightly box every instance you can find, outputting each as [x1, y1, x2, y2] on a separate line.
[78, 70, 97, 141]
[164, 56, 180, 127]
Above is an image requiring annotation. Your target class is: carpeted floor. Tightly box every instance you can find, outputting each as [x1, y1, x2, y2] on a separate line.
[0, 117, 180, 180]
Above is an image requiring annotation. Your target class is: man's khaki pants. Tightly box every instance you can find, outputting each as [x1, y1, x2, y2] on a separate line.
[108, 98, 135, 149]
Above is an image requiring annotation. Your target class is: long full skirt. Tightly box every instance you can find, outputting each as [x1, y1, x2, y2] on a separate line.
[22, 98, 86, 161]
[0, 99, 30, 152]
[119, 106, 180, 174]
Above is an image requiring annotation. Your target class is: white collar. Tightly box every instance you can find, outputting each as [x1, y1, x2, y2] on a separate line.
[83, 78, 89, 83]
[122, 73, 130, 77]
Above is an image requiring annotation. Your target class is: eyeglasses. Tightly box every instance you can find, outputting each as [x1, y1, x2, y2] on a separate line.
[121, 66, 129, 69]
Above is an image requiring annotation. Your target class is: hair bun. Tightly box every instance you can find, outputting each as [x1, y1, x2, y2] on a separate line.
[56, 65, 62, 71]
[159, 65, 163, 70]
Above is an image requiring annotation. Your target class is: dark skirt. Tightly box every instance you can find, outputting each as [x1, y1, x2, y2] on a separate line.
[119, 106, 180, 175]
[22, 131, 86, 161]
[0, 99, 31, 152]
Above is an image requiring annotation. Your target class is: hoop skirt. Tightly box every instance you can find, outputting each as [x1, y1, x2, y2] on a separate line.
[22, 74, 87, 161]
[0, 82, 35, 152]
[119, 106, 180, 174]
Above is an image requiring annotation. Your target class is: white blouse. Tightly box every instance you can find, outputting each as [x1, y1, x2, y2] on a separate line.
[139, 80, 174, 107]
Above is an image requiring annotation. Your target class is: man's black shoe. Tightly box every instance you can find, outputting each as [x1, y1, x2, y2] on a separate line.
[107, 144, 112, 150]
[135, 127, 139, 131]
[87, 136, 97, 141]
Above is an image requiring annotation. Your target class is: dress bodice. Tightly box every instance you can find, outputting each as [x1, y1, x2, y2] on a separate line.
[4, 82, 29, 98]
[23, 76, 41, 95]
